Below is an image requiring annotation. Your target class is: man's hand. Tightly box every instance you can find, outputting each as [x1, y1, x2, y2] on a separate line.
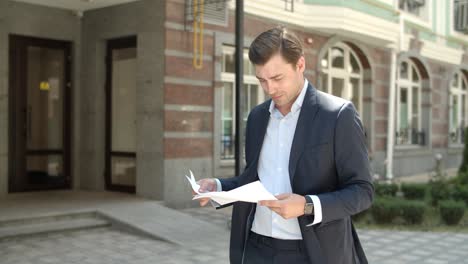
[259, 193, 306, 219]
[193, 178, 217, 207]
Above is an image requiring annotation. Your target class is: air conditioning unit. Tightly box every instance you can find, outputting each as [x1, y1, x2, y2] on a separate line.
[409, 0, 425, 7]
[399, 0, 425, 16]
[455, 0, 468, 34]
[185, 0, 229, 28]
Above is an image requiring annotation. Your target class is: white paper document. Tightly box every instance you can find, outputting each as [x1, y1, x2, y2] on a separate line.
[185, 170, 277, 206]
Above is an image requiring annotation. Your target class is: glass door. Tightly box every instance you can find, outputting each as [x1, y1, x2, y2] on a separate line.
[9, 35, 71, 192]
[105, 36, 137, 193]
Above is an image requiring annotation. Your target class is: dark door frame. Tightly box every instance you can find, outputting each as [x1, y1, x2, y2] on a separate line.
[105, 36, 137, 193]
[8, 34, 72, 192]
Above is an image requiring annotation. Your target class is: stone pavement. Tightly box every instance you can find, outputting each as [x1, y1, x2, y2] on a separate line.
[2, 191, 468, 263]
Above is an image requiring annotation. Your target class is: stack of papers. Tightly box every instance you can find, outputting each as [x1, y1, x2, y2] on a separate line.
[185, 170, 277, 206]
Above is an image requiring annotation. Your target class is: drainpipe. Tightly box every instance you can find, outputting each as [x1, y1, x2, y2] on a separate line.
[386, 14, 403, 182]
[386, 49, 397, 182]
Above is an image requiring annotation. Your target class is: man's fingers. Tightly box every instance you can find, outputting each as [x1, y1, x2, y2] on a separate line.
[199, 198, 210, 207]
[259, 200, 282, 208]
[275, 193, 290, 200]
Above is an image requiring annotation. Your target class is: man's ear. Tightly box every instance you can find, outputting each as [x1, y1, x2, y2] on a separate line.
[296, 56, 305, 73]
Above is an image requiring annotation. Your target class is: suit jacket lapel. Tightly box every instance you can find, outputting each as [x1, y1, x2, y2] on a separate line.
[289, 84, 320, 182]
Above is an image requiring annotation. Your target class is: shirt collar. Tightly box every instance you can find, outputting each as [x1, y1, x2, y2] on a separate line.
[269, 79, 308, 115]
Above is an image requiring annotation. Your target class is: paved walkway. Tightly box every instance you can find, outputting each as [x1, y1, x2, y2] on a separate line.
[1, 191, 468, 263]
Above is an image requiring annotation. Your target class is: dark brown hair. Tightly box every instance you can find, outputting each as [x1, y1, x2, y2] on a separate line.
[248, 26, 303, 66]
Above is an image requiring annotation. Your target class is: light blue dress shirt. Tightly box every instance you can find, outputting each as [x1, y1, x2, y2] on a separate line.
[216, 79, 322, 240]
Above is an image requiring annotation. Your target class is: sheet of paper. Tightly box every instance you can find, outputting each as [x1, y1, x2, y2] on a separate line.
[185, 170, 201, 194]
[185, 170, 277, 205]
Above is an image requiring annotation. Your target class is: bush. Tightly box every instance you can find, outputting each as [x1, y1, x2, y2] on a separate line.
[374, 182, 398, 197]
[401, 183, 427, 200]
[401, 200, 426, 225]
[459, 127, 468, 173]
[371, 198, 400, 224]
[456, 171, 468, 186]
[429, 180, 452, 206]
[439, 200, 466, 225]
[352, 209, 368, 222]
[453, 185, 468, 206]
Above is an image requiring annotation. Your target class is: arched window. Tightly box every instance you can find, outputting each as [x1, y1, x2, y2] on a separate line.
[449, 71, 468, 145]
[320, 42, 363, 116]
[396, 59, 423, 145]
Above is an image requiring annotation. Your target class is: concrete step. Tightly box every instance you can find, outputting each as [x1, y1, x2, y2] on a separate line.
[0, 211, 110, 239]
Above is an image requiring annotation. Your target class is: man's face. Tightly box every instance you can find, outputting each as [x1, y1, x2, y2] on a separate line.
[255, 53, 305, 111]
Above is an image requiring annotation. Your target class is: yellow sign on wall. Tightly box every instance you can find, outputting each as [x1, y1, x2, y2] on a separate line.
[40, 81, 50, 91]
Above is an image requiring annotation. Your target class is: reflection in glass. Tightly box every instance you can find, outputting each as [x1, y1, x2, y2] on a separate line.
[400, 61, 408, 79]
[111, 157, 136, 186]
[223, 82, 233, 119]
[331, 47, 344, 68]
[412, 66, 419, 82]
[398, 88, 409, 144]
[224, 53, 235, 73]
[112, 47, 136, 153]
[27, 155, 63, 184]
[349, 53, 360, 74]
[332, 78, 344, 97]
[350, 78, 360, 111]
[27, 46, 64, 150]
[319, 73, 328, 91]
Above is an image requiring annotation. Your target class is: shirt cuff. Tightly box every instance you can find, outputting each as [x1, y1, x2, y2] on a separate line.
[306, 195, 322, 226]
[214, 178, 222, 192]
[209, 179, 223, 208]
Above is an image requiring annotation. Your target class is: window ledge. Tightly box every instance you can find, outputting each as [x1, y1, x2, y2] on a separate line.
[448, 145, 464, 154]
[394, 145, 432, 157]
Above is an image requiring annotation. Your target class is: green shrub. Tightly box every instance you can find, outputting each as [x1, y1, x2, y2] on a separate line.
[459, 127, 468, 174]
[439, 200, 466, 225]
[401, 200, 426, 225]
[374, 182, 398, 197]
[429, 180, 452, 206]
[371, 198, 400, 224]
[456, 171, 468, 186]
[453, 185, 468, 206]
[352, 209, 368, 222]
[401, 183, 427, 200]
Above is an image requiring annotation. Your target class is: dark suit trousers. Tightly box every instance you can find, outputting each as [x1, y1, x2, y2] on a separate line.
[244, 232, 310, 264]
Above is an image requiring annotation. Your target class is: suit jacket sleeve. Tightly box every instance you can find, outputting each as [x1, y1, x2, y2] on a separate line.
[317, 102, 374, 224]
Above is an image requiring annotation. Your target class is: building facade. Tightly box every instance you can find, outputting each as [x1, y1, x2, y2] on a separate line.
[0, 0, 467, 208]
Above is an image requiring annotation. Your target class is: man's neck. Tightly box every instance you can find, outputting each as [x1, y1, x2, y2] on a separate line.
[276, 78, 305, 116]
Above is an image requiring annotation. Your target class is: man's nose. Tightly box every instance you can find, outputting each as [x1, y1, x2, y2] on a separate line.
[266, 82, 277, 95]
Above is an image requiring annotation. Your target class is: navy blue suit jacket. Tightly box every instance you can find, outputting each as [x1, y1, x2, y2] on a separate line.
[219, 83, 374, 264]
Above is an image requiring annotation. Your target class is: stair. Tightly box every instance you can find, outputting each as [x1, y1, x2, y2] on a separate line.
[0, 211, 110, 239]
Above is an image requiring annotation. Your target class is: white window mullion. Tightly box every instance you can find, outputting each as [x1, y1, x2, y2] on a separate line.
[418, 85, 421, 132]
[408, 87, 413, 145]
[396, 84, 401, 137]
[459, 93, 463, 136]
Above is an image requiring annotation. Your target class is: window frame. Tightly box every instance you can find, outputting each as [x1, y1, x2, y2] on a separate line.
[395, 58, 423, 146]
[449, 71, 468, 146]
[220, 46, 264, 162]
[320, 42, 364, 117]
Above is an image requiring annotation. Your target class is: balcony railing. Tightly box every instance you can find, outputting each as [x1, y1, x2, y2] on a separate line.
[396, 128, 425, 146]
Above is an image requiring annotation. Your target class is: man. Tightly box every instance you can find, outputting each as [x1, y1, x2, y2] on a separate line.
[195, 27, 374, 264]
